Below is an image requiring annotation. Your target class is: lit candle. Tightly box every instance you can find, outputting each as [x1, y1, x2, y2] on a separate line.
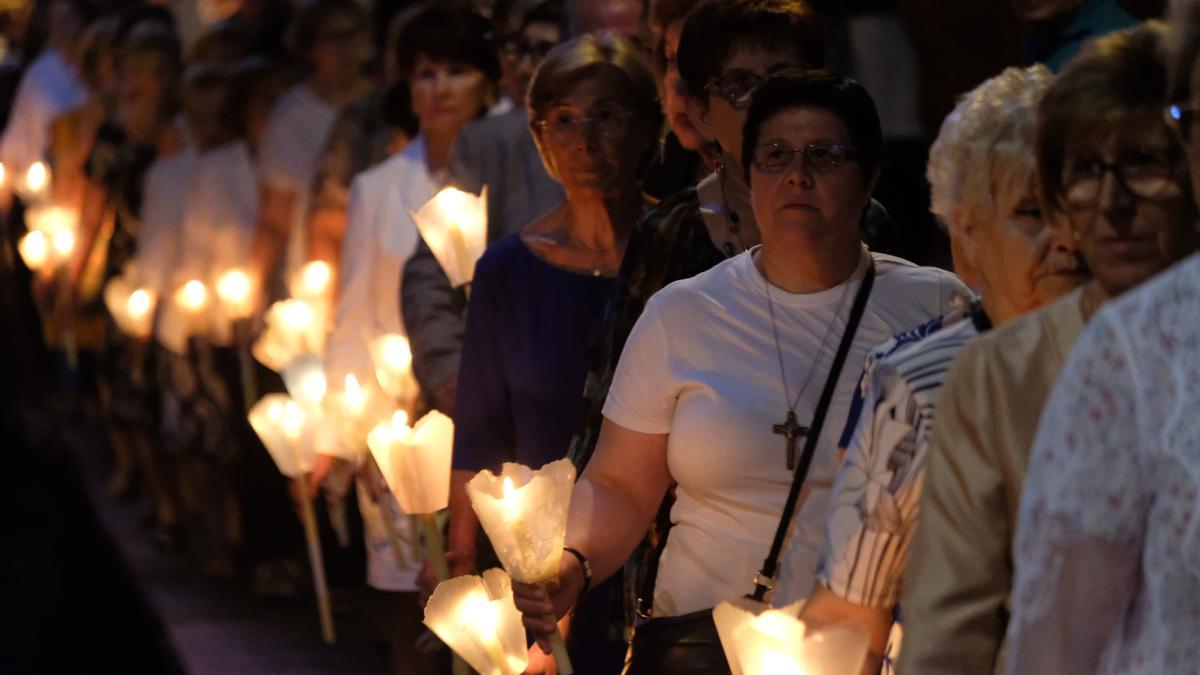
[466, 459, 577, 674]
[366, 409, 454, 516]
[342, 373, 367, 418]
[368, 333, 417, 403]
[281, 354, 328, 412]
[23, 161, 49, 199]
[103, 276, 157, 339]
[248, 394, 314, 478]
[714, 601, 868, 675]
[0, 161, 7, 188]
[215, 268, 254, 319]
[410, 186, 488, 288]
[17, 230, 48, 270]
[298, 260, 333, 299]
[424, 569, 529, 675]
[50, 227, 74, 259]
[178, 279, 207, 311]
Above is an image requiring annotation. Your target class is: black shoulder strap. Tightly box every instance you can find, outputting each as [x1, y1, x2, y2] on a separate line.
[750, 255, 876, 602]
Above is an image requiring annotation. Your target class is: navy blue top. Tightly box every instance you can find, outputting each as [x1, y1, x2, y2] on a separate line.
[452, 233, 615, 473]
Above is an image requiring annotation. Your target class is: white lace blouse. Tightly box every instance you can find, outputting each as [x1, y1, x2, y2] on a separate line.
[1006, 253, 1200, 675]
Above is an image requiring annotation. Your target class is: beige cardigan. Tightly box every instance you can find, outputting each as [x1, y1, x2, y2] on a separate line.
[897, 287, 1086, 675]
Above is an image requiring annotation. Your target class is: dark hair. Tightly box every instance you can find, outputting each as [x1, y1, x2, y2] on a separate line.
[115, 4, 177, 49]
[649, 0, 698, 30]
[381, 80, 420, 139]
[521, 0, 566, 34]
[741, 68, 882, 186]
[1038, 21, 1170, 218]
[121, 27, 184, 118]
[394, 4, 500, 84]
[285, 0, 368, 61]
[78, 15, 119, 90]
[677, 0, 824, 99]
[221, 56, 292, 141]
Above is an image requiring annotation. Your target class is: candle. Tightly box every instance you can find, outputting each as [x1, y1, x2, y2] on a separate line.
[281, 354, 328, 413]
[17, 230, 48, 270]
[248, 394, 315, 478]
[424, 568, 529, 675]
[103, 276, 157, 339]
[215, 268, 254, 319]
[0, 161, 6, 188]
[410, 186, 488, 288]
[342, 373, 367, 418]
[714, 600, 868, 675]
[296, 260, 333, 299]
[178, 279, 207, 311]
[368, 333, 417, 403]
[466, 459, 577, 674]
[366, 409, 454, 515]
[23, 161, 49, 199]
[50, 227, 74, 259]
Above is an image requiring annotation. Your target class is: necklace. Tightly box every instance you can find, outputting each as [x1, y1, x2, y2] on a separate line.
[760, 248, 856, 469]
[716, 162, 749, 257]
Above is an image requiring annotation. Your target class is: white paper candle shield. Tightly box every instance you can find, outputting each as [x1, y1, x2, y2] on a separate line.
[282, 354, 328, 412]
[366, 410, 454, 514]
[103, 275, 157, 339]
[423, 568, 529, 675]
[290, 260, 334, 302]
[328, 373, 389, 458]
[410, 186, 487, 288]
[18, 161, 50, 202]
[714, 600, 868, 675]
[465, 459, 576, 584]
[248, 394, 314, 478]
[253, 299, 328, 370]
[368, 333, 417, 403]
[23, 205, 78, 266]
[18, 229, 49, 271]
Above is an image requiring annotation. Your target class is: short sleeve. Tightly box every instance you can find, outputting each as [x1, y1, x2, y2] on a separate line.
[1005, 312, 1147, 674]
[819, 354, 916, 607]
[601, 298, 676, 434]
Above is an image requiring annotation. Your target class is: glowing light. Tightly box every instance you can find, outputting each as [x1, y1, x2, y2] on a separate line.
[18, 230, 48, 269]
[128, 289, 153, 319]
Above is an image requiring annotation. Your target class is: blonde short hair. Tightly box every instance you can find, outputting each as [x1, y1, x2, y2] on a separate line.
[927, 64, 1054, 239]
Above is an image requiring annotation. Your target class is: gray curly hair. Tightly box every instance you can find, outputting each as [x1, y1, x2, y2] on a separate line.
[927, 64, 1054, 240]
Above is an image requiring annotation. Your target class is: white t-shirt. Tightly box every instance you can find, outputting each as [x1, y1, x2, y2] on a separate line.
[257, 84, 339, 280]
[603, 247, 969, 617]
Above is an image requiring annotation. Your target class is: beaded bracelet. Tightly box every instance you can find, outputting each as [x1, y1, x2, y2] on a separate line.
[563, 546, 592, 597]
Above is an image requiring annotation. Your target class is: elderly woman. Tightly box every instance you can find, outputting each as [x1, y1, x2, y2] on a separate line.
[446, 33, 662, 672]
[320, 6, 497, 672]
[900, 21, 1200, 675]
[796, 64, 1083, 674]
[248, 0, 372, 303]
[514, 69, 967, 674]
[1002, 9, 1200, 673]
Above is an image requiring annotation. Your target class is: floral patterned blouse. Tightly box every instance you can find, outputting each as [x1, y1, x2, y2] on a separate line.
[1007, 253, 1200, 674]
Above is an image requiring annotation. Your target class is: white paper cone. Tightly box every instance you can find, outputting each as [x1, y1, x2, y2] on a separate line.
[423, 568, 529, 675]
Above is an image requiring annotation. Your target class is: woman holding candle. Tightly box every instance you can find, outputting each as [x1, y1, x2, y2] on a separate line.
[900, 22, 1200, 675]
[321, 5, 498, 672]
[512, 69, 968, 674]
[247, 0, 372, 307]
[65, 26, 185, 545]
[445, 33, 663, 673]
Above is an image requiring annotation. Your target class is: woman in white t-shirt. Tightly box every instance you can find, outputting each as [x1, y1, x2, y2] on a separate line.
[514, 69, 969, 673]
[247, 0, 372, 301]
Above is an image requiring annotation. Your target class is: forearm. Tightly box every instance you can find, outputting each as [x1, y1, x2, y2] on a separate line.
[401, 243, 467, 393]
[307, 207, 345, 272]
[800, 582, 891, 675]
[564, 475, 661, 585]
[67, 180, 107, 288]
[447, 469, 480, 564]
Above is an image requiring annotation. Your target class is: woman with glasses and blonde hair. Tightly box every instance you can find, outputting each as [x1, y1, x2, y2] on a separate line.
[445, 32, 662, 672]
[900, 21, 1200, 675]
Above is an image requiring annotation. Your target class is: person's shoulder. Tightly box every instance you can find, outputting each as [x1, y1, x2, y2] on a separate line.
[873, 252, 967, 291]
[358, 142, 423, 188]
[644, 248, 741, 315]
[460, 108, 529, 146]
[474, 232, 530, 276]
[631, 186, 701, 241]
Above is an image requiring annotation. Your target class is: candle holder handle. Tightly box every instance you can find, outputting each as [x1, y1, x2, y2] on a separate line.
[417, 512, 450, 581]
[296, 474, 337, 643]
[547, 626, 573, 675]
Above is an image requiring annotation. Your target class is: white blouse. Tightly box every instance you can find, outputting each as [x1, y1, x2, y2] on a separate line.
[1007, 253, 1200, 675]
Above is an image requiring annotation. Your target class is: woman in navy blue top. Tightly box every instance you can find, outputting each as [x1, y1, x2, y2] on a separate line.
[446, 34, 663, 673]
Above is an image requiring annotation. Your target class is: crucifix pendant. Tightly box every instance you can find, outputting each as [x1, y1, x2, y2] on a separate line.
[772, 410, 810, 470]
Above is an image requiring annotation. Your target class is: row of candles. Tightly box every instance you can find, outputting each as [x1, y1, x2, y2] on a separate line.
[12, 169, 866, 673]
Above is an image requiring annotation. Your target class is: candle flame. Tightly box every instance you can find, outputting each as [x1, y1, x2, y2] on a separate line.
[301, 260, 332, 296]
[280, 300, 313, 331]
[128, 289, 153, 318]
[217, 268, 251, 305]
[179, 279, 208, 310]
[282, 399, 305, 441]
[18, 230, 48, 268]
[299, 369, 327, 406]
[25, 161, 47, 193]
[377, 334, 412, 371]
[343, 373, 367, 412]
[459, 593, 500, 633]
[0, 161, 6, 187]
[51, 227, 74, 257]
[391, 409, 410, 431]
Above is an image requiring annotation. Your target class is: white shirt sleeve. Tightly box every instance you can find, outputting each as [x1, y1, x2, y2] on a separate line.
[602, 297, 677, 435]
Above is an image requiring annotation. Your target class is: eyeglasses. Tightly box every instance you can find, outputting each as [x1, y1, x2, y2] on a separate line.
[499, 38, 557, 64]
[1060, 151, 1179, 207]
[751, 142, 856, 173]
[1165, 102, 1200, 145]
[705, 69, 765, 108]
[536, 105, 637, 143]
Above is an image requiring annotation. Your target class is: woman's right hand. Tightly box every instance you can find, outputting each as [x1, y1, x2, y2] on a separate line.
[511, 553, 585, 652]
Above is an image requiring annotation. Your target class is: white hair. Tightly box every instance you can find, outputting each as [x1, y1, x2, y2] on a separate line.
[926, 64, 1054, 239]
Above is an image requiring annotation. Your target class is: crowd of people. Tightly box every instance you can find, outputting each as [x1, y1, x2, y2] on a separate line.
[3, 0, 1198, 673]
